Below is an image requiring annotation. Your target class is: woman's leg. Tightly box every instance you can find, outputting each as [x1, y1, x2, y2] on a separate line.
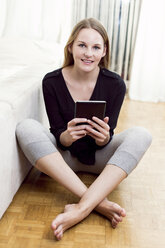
[16, 119, 126, 228]
[52, 127, 152, 239]
[52, 164, 126, 239]
[36, 153, 126, 234]
[16, 120, 152, 239]
[16, 119, 87, 196]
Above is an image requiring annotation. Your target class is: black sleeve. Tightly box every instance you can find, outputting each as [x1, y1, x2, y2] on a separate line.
[109, 78, 126, 137]
[95, 77, 126, 149]
[42, 79, 68, 150]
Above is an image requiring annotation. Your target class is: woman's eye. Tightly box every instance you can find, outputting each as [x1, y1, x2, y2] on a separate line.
[93, 46, 100, 50]
[79, 44, 85, 48]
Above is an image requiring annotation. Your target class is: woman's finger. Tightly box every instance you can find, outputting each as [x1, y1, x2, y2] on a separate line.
[72, 124, 89, 131]
[85, 125, 105, 139]
[69, 130, 87, 141]
[87, 132, 105, 142]
[68, 118, 87, 127]
[87, 119, 109, 135]
[92, 116, 110, 130]
[104, 116, 109, 124]
[71, 129, 87, 136]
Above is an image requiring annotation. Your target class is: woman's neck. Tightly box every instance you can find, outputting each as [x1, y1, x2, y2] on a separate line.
[69, 65, 100, 84]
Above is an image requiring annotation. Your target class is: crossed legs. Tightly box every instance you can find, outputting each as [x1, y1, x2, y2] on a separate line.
[16, 119, 152, 240]
[35, 152, 127, 240]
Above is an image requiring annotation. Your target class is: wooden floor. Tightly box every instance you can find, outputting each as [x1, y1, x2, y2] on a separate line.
[0, 98, 165, 248]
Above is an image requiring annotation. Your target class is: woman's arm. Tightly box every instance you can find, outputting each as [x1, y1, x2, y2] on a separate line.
[86, 116, 110, 146]
[43, 77, 91, 148]
[60, 118, 89, 147]
[86, 79, 126, 146]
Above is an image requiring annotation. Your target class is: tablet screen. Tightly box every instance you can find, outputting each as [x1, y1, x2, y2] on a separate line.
[74, 100, 106, 120]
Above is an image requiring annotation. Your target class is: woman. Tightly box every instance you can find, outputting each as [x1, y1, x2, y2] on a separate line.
[16, 18, 152, 240]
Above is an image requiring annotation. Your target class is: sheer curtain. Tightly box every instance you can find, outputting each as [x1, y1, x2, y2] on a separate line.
[72, 0, 142, 81]
[0, 0, 74, 78]
[0, 0, 141, 82]
[129, 0, 165, 102]
[0, 0, 73, 45]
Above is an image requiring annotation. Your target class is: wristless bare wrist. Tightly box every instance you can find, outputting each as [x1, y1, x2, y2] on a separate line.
[95, 136, 110, 146]
[60, 130, 73, 147]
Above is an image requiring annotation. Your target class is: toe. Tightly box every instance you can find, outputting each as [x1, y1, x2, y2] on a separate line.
[111, 218, 118, 229]
[56, 230, 63, 241]
[113, 213, 122, 222]
[111, 202, 126, 218]
[51, 213, 64, 231]
[57, 230, 63, 240]
[52, 218, 60, 230]
[51, 221, 56, 230]
[120, 208, 126, 217]
[54, 224, 63, 237]
[113, 203, 123, 213]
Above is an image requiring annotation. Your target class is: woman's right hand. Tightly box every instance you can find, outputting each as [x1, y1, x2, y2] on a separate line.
[60, 118, 89, 147]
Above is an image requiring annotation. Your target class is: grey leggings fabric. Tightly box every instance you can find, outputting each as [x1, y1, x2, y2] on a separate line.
[16, 119, 152, 175]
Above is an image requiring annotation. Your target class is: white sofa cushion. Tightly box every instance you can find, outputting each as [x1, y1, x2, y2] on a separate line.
[0, 38, 64, 67]
[0, 102, 32, 218]
[0, 38, 64, 218]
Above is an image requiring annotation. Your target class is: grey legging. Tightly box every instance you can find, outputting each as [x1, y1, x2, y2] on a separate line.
[16, 119, 152, 175]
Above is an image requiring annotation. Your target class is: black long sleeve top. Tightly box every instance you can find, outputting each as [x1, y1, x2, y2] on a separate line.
[42, 67, 126, 165]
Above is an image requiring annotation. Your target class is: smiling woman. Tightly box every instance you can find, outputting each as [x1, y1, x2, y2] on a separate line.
[16, 18, 152, 241]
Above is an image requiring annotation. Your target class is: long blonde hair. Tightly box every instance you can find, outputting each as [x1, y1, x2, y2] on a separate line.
[62, 18, 110, 69]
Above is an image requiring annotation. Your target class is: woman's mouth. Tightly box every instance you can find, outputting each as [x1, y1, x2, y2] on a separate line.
[81, 59, 94, 64]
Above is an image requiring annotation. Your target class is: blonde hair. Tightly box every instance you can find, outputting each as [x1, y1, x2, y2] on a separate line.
[62, 18, 110, 69]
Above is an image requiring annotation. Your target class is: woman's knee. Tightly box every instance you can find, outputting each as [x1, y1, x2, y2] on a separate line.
[107, 127, 152, 175]
[16, 119, 44, 142]
[16, 118, 42, 134]
[131, 126, 152, 148]
[16, 119, 57, 166]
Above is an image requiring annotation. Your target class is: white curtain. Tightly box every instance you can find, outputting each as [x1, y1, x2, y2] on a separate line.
[72, 0, 141, 81]
[0, 0, 73, 45]
[129, 0, 165, 102]
[0, 0, 142, 82]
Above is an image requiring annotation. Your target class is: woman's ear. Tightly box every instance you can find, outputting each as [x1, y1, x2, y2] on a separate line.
[68, 45, 72, 54]
[102, 45, 107, 57]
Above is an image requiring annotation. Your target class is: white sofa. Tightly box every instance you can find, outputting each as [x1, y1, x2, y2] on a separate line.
[0, 38, 63, 218]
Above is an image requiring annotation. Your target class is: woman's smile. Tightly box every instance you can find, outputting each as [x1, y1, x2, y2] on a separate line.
[81, 59, 94, 65]
[70, 28, 106, 72]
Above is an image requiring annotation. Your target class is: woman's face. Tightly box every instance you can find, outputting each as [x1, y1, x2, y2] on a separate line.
[70, 28, 106, 72]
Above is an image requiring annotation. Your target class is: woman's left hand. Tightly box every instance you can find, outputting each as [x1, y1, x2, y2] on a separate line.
[86, 116, 110, 146]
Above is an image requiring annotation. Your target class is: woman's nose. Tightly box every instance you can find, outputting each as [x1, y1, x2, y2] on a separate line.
[84, 48, 93, 57]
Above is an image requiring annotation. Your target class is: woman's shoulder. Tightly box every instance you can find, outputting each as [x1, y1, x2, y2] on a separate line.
[43, 68, 62, 83]
[100, 68, 126, 92]
[100, 68, 123, 81]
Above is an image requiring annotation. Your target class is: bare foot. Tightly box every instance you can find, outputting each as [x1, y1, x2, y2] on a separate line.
[51, 204, 88, 240]
[51, 200, 126, 240]
[95, 198, 126, 228]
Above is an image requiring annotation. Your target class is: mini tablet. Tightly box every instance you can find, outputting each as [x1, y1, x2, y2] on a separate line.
[74, 100, 106, 121]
